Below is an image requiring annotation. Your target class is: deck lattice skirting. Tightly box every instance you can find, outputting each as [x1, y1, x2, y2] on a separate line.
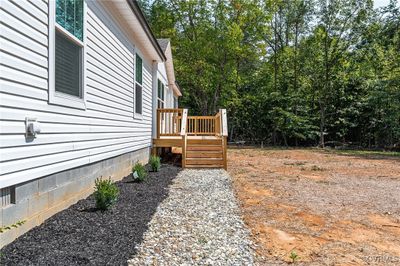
[153, 109, 228, 169]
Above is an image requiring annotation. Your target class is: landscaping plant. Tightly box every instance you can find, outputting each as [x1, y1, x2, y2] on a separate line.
[149, 155, 161, 172]
[0, 220, 26, 233]
[289, 250, 299, 263]
[94, 177, 119, 210]
[132, 162, 147, 182]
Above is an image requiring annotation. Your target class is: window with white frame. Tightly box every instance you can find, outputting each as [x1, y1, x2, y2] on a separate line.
[49, 0, 85, 108]
[157, 79, 165, 108]
[135, 54, 143, 115]
[174, 96, 178, 108]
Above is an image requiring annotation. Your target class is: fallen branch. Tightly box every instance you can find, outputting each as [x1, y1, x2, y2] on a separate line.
[382, 224, 400, 228]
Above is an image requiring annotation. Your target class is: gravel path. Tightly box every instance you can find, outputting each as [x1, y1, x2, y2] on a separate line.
[128, 169, 255, 265]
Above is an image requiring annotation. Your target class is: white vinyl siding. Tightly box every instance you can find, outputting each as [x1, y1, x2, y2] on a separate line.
[156, 62, 176, 109]
[0, 0, 154, 188]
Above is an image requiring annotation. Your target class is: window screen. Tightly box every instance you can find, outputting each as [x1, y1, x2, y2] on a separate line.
[174, 97, 178, 108]
[157, 79, 164, 109]
[135, 83, 142, 114]
[55, 31, 81, 97]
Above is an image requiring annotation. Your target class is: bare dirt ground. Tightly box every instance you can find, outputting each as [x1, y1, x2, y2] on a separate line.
[228, 148, 400, 265]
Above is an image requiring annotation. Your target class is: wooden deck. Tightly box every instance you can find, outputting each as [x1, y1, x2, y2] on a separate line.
[153, 108, 228, 169]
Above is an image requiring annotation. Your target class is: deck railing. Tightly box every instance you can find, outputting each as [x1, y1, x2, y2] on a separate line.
[156, 108, 183, 138]
[187, 116, 216, 135]
[156, 108, 228, 137]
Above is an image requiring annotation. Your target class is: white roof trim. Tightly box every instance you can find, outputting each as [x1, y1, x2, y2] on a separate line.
[99, 0, 165, 62]
[164, 42, 182, 96]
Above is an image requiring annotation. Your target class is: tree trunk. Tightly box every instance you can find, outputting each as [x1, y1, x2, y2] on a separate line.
[319, 103, 326, 148]
[274, 13, 278, 92]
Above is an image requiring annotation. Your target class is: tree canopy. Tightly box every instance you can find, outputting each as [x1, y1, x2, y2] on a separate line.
[140, 0, 400, 148]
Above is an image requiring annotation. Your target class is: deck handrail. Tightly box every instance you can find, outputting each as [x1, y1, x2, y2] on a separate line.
[156, 108, 228, 137]
[157, 108, 183, 138]
[186, 116, 216, 135]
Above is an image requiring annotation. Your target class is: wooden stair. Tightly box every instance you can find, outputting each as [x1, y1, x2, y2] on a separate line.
[184, 138, 226, 169]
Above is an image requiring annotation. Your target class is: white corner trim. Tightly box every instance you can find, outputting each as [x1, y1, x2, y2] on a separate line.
[48, 0, 87, 110]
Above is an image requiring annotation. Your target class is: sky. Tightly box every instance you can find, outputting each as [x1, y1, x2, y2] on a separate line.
[374, 0, 394, 8]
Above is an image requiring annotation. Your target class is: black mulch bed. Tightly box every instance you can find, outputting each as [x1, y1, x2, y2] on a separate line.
[1, 164, 181, 266]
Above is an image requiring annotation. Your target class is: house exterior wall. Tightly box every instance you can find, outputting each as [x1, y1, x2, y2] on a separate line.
[0, 0, 158, 246]
[157, 62, 175, 108]
[0, 0, 154, 188]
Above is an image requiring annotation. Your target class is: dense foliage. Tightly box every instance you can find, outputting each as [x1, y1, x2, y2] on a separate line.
[140, 0, 400, 148]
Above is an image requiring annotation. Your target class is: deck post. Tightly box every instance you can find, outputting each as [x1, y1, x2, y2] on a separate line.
[223, 136, 227, 170]
[156, 109, 160, 139]
[220, 109, 228, 170]
[180, 109, 188, 168]
[182, 135, 186, 168]
[151, 147, 157, 156]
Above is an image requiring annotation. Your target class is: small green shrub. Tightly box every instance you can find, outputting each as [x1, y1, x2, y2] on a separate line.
[149, 155, 161, 172]
[132, 162, 147, 182]
[289, 250, 300, 263]
[94, 177, 119, 210]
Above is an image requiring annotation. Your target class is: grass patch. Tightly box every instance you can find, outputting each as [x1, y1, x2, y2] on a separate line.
[310, 165, 324, 171]
[325, 149, 400, 157]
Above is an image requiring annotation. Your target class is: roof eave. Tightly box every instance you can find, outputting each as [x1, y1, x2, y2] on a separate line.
[127, 0, 166, 62]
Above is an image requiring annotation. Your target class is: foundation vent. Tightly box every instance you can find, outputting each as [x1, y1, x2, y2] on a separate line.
[1, 186, 16, 207]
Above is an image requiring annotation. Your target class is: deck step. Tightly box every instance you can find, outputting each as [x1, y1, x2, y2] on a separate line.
[186, 145, 222, 151]
[186, 151, 223, 158]
[187, 139, 221, 145]
[185, 164, 224, 168]
[185, 158, 223, 165]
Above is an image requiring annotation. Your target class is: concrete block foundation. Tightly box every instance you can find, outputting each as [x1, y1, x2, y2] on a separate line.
[0, 147, 149, 248]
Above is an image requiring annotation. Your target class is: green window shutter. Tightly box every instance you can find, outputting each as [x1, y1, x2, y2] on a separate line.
[135, 84, 142, 114]
[55, 31, 81, 97]
[158, 79, 162, 99]
[56, 0, 84, 41]
[135, 55, 143, 85]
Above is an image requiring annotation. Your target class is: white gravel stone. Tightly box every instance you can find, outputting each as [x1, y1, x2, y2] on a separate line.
[128, 169, 255, 265]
